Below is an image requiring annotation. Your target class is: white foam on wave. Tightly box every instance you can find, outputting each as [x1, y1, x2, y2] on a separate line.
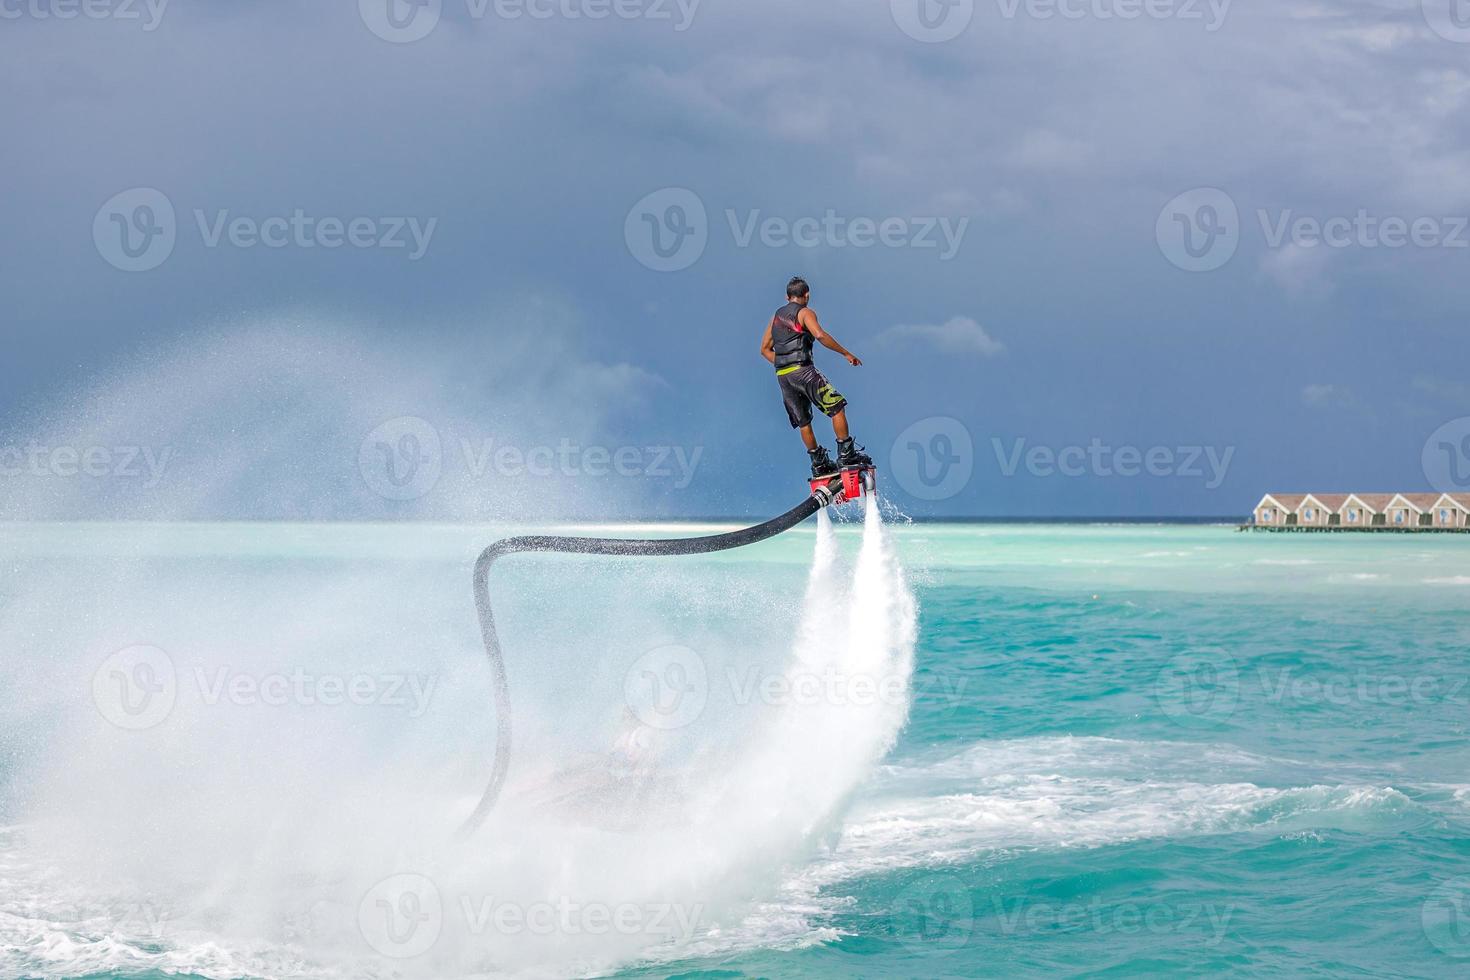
[643, 735, 1418, 961]
[816, 777, 1410, 881]
[793, 736, 1416, 891]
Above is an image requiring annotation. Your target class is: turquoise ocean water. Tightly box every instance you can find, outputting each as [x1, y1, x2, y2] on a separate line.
[2, 520, 1469, 978]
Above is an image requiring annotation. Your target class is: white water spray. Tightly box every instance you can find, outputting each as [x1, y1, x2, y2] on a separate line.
[2, 500, 918, 978]
[0, 320, 920, 977]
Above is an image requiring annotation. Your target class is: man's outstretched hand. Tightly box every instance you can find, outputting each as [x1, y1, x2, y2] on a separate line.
[846, 353, 863, 367]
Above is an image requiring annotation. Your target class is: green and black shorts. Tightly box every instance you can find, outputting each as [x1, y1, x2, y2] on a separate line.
[777, 364, 846, 429]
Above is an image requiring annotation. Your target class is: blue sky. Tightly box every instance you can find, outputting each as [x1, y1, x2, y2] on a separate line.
[3, 0, 1470, 520]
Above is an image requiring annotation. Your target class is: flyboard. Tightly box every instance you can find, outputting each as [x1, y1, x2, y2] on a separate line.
[809, 462, 878, 506]
[461, 461, 878, 835]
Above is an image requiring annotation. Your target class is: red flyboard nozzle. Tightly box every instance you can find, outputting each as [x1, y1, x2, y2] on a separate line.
[809, 466, 876, 506]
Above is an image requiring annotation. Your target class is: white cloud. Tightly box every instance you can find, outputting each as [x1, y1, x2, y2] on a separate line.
[1411, 376, 1470, 404]
[1327, 24, 1417, 53]
[1421, 69, 1470, 116]
[1260, 243, 1334, 301]
[1302, 383, 1352, 407]
[559, 362, 668, 411]
[877, 317, 1004, 357]
[1003, 129, 1093, 172]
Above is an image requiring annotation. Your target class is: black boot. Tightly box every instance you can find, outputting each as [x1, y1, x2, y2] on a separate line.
[809, 445, 838, 478]
[837, 437, 873, 468]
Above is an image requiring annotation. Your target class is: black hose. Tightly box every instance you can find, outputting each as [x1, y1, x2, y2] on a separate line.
[461, 478, 842, 834]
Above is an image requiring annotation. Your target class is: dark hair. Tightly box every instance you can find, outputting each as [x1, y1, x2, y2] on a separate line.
[787, 277, 810, 300]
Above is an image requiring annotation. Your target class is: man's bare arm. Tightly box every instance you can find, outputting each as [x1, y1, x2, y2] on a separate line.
[800, 308, 863, 367]
[759, 320, 776, 365]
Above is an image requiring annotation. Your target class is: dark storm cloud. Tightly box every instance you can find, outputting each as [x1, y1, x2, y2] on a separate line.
[3, 0, 1468, 516]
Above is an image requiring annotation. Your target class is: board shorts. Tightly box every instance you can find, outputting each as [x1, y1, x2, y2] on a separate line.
[777, 364, 847, 429]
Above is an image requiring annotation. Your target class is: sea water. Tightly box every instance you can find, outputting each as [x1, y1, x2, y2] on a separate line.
[1, 520, 1469, 978]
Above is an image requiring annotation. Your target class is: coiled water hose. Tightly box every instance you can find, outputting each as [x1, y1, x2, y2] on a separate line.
[461, 477, 843, 834]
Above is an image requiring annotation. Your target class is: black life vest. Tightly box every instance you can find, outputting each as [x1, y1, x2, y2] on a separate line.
[771, 301, 814, 371]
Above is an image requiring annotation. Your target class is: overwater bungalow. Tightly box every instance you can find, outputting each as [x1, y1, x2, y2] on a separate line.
[1299, 494, 1349, 528]
[1245, 492, 1470, 532]
[1387, 493, 1440, 528]
[1341, 494, 1392, 528]
[1431, 493, 1470, 528]
[1252, 494, 1305, 527]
